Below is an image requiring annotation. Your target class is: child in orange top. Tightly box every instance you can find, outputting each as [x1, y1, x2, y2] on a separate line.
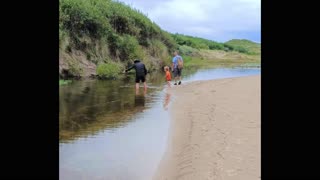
[164, 66, 171, 87]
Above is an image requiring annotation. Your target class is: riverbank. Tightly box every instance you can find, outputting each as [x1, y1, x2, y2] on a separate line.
[154, 75, 261, 180]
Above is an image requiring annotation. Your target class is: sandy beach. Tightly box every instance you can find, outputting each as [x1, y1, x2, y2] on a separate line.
[154, 75, 261, 180]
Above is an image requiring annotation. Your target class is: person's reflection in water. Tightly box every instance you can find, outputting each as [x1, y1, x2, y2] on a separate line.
[82, 86, 90, 94]
[163, 90, 171, 110]
[134, 88, 146, 111]
[135, 86, 147, 96]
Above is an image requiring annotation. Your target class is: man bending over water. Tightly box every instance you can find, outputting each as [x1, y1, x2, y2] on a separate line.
[124, 59, 148, 91]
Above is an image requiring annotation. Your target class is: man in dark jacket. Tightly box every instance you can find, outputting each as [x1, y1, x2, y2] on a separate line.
[125, 59, 148, 91]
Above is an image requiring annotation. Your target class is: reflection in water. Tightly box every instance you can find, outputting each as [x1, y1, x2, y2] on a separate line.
[163, 90, 171, 111]
[59, 72, 164, 142]
[134, 88, 146, 112]
[82, 86, 90, 94]
[134, 95, 145, 107]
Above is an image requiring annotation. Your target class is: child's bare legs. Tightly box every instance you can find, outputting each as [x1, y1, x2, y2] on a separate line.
[135, 83, 139, 92]
[167, 81, 171, 88]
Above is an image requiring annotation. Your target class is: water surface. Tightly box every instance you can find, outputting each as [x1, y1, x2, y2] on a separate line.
[59, 67, 261, 180]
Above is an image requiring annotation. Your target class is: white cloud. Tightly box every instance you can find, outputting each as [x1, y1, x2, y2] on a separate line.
[151, 0, 210, 22]
[118, 0, 261, 42]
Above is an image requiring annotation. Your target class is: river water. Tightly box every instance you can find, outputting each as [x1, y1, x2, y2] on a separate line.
[59, 67, 261, 180]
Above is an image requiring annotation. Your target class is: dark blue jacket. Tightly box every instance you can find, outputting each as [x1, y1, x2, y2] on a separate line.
[125, 60, 147, 76]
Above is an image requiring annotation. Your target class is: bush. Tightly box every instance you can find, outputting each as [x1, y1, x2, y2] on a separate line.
[149, 39, 167, 57]
[233, 46, 249, 54]
[96, 62, 122, 79]
[178, 45, 199, 56]
[60, 0, 110, 38]
[59, 80, 72, 86]
[118, 35, 145, 61]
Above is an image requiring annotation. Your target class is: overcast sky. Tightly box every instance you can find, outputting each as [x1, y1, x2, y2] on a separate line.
[117, 0, 260, 43]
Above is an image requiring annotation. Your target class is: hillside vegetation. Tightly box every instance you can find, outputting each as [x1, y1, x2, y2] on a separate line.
[59, 0, 260, 79]
[172, 34, 252, 54]
[225, 39, 261, 55]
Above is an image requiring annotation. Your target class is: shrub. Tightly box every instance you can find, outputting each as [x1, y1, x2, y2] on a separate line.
[96, 62, 122, 79]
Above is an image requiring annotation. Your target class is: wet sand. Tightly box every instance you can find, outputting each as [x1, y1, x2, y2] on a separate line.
[154, 75, 260, 180]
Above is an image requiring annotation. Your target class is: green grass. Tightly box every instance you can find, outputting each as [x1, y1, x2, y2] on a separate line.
[225, 39, 261, 55]
[59, 0, 176, 59]
[59, 80, 72, 85]
[172, 34, 259, 54]
[59, 0, 177, 77]
[96, 61, 123, 79]
[184, 57, 259, 68]
[182, 49, 260, 69]
[172, 33, 225, 50]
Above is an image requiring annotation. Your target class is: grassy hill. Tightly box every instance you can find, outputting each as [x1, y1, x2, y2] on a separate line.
[59, 0, 260, 79]
[59, 0, 177, 78]
[225, 39, 261, 55]
[172, 34, 255, 54]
